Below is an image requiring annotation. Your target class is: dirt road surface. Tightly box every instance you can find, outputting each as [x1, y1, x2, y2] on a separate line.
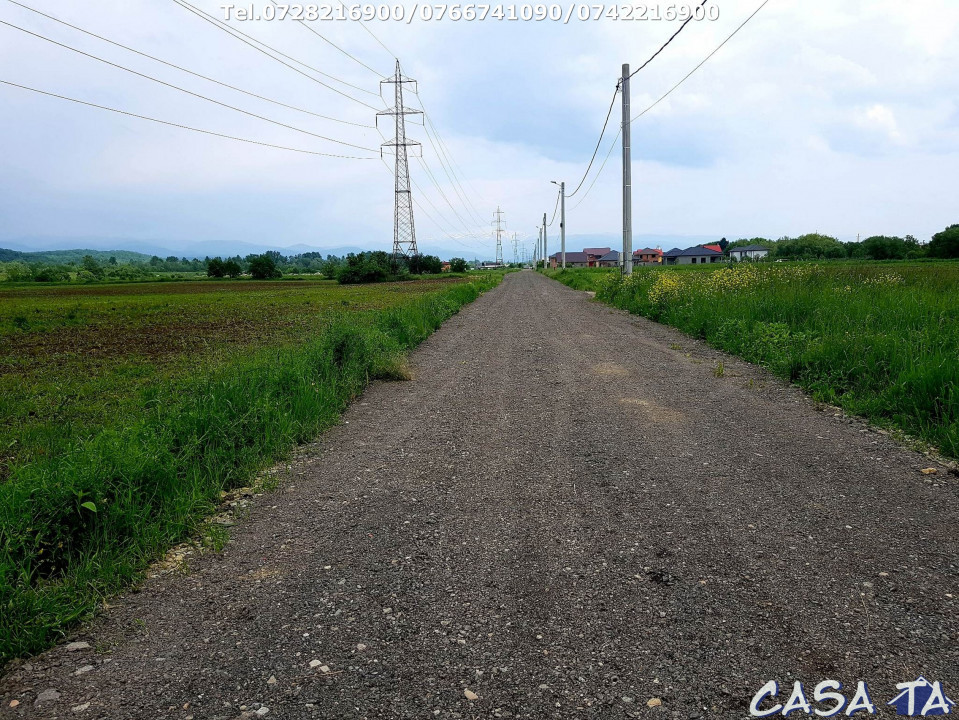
[3, 271, 957, 719]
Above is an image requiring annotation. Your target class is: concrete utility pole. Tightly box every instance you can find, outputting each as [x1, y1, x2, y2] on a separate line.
[621, 63, 633, 277]
[552, 181, 566, 268]
[542, 213, 548, 270]
[536, 226, 542, 268]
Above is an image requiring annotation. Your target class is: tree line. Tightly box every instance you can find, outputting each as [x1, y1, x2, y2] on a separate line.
[0, 249, 474, 284]
[722, 224, 959, 261]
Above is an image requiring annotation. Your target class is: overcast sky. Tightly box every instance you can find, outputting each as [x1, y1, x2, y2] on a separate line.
[1, 0, 957, 259]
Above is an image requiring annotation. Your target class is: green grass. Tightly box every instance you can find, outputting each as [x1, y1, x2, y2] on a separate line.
[0, 274, 502, 663]
[545, 262, 959, 458]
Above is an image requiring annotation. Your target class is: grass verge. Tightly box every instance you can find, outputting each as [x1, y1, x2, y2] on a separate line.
[0, 274, 500, 664]
[545, 263, 959, 458]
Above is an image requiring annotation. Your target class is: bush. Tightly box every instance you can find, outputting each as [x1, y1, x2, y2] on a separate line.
[449, 257, 469, 273]
[249, 254, 282, 280]
[860, 236, 908, 260]
[32, 266, 70, 283]
[223, 260, 242, 278]
[206, 258, 227, 278]
[408, 254, 442, 275]
[336, 252, 393, 284]
[929, 225, 959, 259]
[773, 234, 846, 260]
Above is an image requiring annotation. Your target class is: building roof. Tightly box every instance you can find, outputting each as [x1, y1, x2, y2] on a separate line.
[598, 251, 621, 262]
[731, 244, 770, 252]
[662, 247, 684, 257]
[679, 246, 724, 257]
[703, 244, 723, 253]
[583, 247, 612, 257]
[634, 247, 663, 256]
[550, 251, 589, 263]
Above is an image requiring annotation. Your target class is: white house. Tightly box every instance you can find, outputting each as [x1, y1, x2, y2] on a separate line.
[728, 244, 770, 261]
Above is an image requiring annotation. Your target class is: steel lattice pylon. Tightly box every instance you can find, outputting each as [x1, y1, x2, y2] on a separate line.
[378, 61, 422, 263]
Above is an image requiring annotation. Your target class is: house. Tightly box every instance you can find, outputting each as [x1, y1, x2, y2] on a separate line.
[549, 251, 590, 269]
[597, 250, 621, 268]
[583, 247, 612, 267]
[633, 247, 663, 265]
[676, 246, 724, 264]
[728, 244, 770, 262]
[662, 248, 684, 265]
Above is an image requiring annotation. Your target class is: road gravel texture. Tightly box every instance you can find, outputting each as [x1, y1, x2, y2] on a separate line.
[2, 271, 957, 719]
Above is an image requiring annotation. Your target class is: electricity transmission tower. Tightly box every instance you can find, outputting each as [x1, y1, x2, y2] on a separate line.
[378, 61, 422, 263]
[512, 233, 519, 264]
[493, 207, 505, 265]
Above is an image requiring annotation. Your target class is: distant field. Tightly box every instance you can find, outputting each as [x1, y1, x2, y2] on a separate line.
[546, 262, 959, 458]
[1, 277, 466, 472]
[0, 274, 501, 662]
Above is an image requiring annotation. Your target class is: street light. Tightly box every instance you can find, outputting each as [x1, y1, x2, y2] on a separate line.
[551, 180, 566, 269]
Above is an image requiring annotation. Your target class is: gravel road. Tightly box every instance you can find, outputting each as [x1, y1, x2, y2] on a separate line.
[2, 270, 957, 719]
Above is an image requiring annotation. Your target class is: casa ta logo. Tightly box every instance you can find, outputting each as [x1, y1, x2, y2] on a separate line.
[888, 678, 956, 717]
[749, 678, 955, 717]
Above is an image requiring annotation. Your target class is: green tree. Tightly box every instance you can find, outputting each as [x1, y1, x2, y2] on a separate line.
[773, 233, 845, 260]
[336, 251, 392, 284]
[861, 236, 909, 260]
[81, 255, 104, 279]
[408, 254, 442, 275]
[928, 225, 959, 259]
[206, 257, 227, 278]
[249, 254, 282, 279]
[223, 260, 242, 278]
[449, 257, 469, 273]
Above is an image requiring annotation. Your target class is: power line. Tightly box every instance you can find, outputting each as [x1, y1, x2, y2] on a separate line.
[0, 79, 377, 159]
[547, 190, 561, 227]
[420, 110, 487, 221]
[572, 0, 774, 208]
[421, 118, 485, 226]
[415, 155, 478, 237]
[380, 158, 489, 249]
[627, 0, 709, 79]
[631, 0, 773, 124]
[411, 88, 489, 221]
[1, 20, 378, 151]
[377, 123, 485, 245]
[340, 2, 397, 60]
[567, 1, 709, 199]
[5, 0, 373, 128]
[171, 0, 381, 106]
[566, 85, 619, 198]
[268, 0, 383, 77]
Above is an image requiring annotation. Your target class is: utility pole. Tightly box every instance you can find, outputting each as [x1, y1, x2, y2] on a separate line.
[559, 182, 566, 268]
[512, 233, 519, 265]
[378, 60, 422, 264]
[621, 63, 633, 277]
[551, 181, 566, 268]
[542, 213, 548, 270]
[536, 226, 542, 269]
[493, 207, 505, 266]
